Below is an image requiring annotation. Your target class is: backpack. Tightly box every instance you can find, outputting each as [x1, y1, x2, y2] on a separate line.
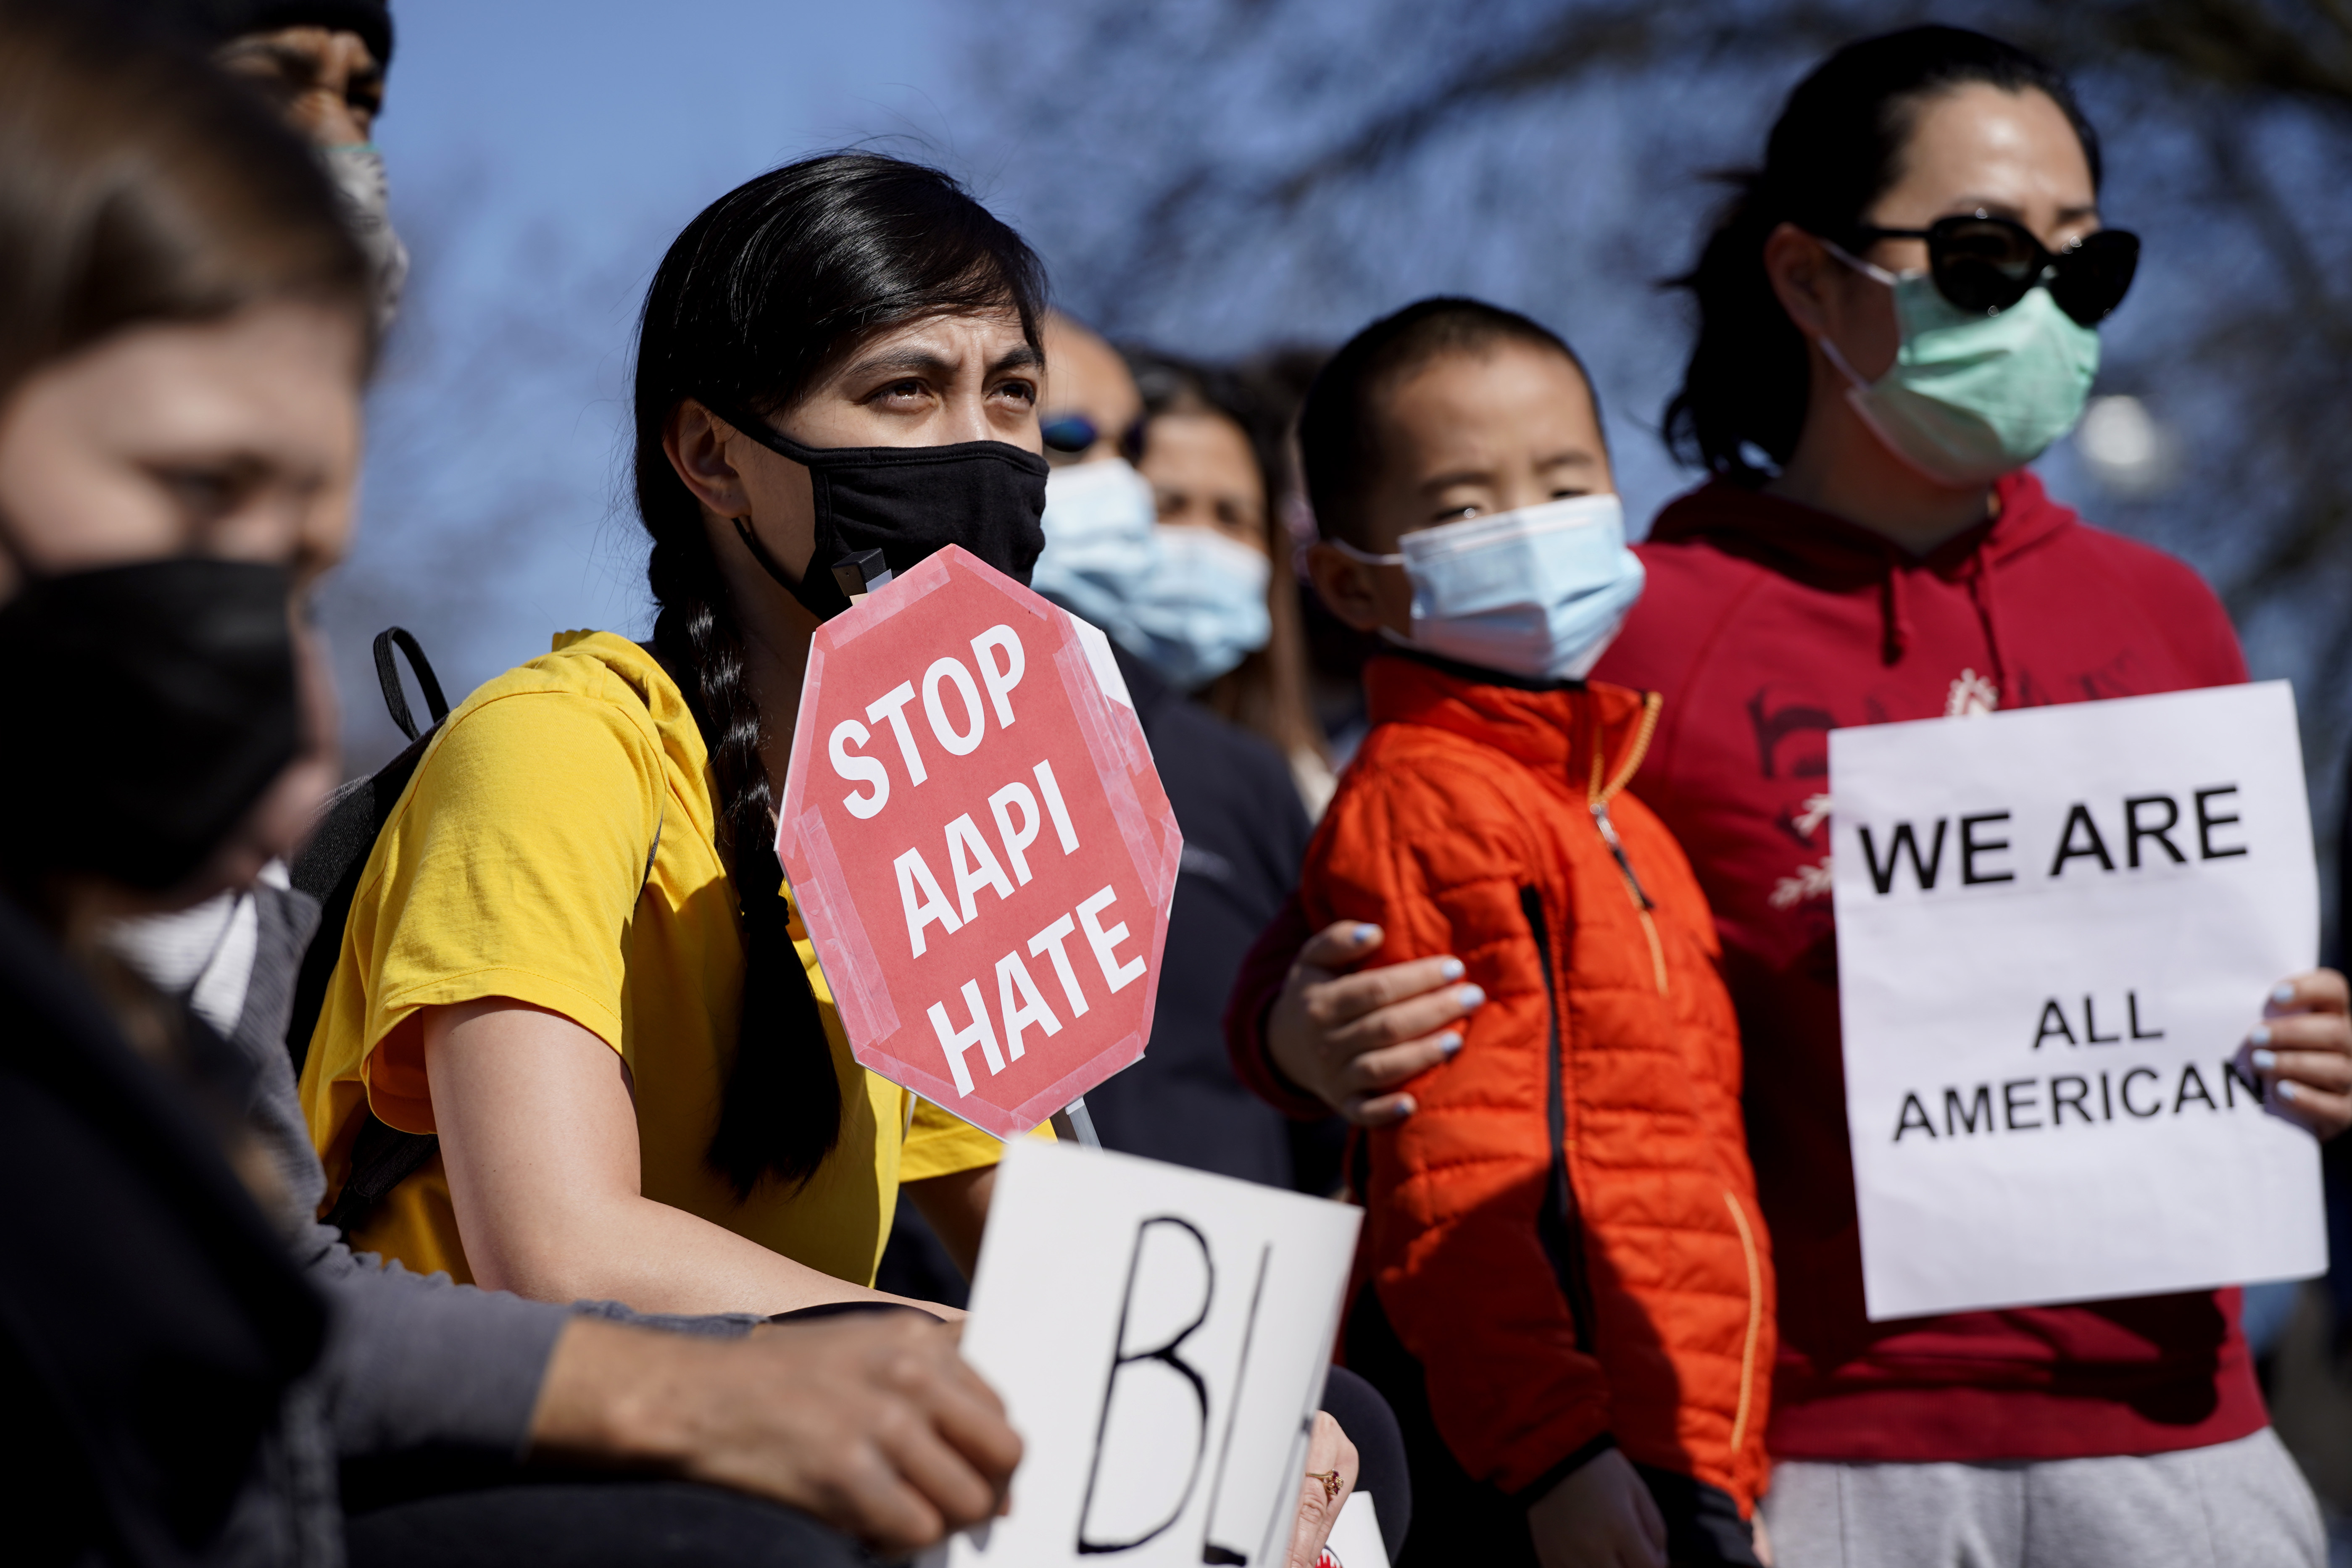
[286, 629, 666, 1242]
[286, 628, 449, 1239]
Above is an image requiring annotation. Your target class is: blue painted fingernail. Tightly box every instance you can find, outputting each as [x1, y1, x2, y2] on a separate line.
[2275, 983, 2298, 1004]
[1395, 1094, 1418, 1117]
[1438, 1032, 1464, 1056]
[2252, 1047, 2278, 1071]
[2251, 1025, 2272, 1048]
[1457, 985, 1486, 1009]
[2277, 1080, 2299, 1103]
[1439, 958, 1465, 981]
[1354, 923, 1380, 943]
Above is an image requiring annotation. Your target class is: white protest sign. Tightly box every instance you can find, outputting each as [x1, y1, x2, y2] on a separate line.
[1832, 681, 2326, 1321]
[923, 1139, 1362, 1568]
[1323, 1494, 1389, 1568]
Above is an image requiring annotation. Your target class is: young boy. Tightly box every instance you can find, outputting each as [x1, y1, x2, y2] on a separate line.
[1292, 298, 1773, 1567]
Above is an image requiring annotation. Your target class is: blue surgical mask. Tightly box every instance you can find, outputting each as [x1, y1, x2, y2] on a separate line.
[1031, 459, 1158, 650]
[1334, 494, 1643, 683]
[1127, 525, 1272, 689]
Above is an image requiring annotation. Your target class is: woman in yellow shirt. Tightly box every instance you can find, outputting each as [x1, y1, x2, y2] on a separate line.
[299, 153, 1056, 1314]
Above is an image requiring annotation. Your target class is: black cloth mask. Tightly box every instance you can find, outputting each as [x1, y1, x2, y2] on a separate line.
[704, 400, 1048, 621]
[0, 558, 299, 892]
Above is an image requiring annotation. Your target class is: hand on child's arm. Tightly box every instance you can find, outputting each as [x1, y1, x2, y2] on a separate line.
[1267, 921, 1484, 1126]
[1526, 1449, 1667, 1568]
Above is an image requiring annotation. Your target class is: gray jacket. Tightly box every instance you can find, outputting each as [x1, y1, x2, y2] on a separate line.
[112, 872, 755, 1565]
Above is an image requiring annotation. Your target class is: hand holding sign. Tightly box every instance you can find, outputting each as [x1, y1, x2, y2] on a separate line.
[2247, 968, 2352, 1139]
[777, 546, 1181, 1137]
[922, 1139, 1363, 1568]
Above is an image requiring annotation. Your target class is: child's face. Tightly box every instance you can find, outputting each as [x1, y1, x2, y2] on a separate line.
[1310, 339, 1612, 638]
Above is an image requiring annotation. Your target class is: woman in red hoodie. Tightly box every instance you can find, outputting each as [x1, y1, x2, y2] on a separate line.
[1230, 25, 2351, 1566]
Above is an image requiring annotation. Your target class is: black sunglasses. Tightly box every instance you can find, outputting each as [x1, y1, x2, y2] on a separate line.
[1848, 213, 2140, 326]
[1041, 413, 1148, 463]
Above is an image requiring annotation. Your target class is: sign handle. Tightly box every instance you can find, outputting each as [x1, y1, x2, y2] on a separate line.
[1051, 1097, 1102, 1148]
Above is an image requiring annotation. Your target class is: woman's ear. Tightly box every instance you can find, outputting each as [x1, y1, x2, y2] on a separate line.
[1306, 541, 1393, 635]
[1762, 221, 1837, 340]
[663, 399, 754, 518]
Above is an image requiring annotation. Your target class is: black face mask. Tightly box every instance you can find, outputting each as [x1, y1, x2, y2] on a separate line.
[0, 558, 299, 892]
[704, 400, 1048, 621]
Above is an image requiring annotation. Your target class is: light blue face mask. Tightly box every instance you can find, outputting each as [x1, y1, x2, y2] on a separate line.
[1127, 524, 1273, 689]
[1032, 461, 1274, 688]
[1031, 458, 1159, 650]
[1333, 493, 1644, 683]
[1823, 244, 2101, 487]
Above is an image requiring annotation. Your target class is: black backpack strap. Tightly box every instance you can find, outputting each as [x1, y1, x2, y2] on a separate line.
[286, 726, 435, 1079]
[372, 627, 450, 743]
[295, 628, 671, 1245]
[319, 1113, 439, 1241]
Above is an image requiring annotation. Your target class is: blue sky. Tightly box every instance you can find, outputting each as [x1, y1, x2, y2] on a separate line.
[329, 0, 968, 760]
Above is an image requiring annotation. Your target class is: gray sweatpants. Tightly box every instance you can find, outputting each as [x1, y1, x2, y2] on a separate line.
[1760, 1428, 2324, 1568]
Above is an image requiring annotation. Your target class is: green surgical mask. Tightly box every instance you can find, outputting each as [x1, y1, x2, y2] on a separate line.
[1821, 244, 2102, 488]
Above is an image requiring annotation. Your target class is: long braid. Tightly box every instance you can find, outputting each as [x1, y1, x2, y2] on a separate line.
[647, 513, 841, 1194]
[630, 152, 1047, 1194]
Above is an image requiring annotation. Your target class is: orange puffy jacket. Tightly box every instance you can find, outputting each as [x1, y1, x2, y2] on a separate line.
[1301, 655, 1773, 1512]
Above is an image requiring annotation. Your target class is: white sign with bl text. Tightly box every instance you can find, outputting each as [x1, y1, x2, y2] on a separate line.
[1832, 681, 2326, 1321]
[922, 1139, 1362, 1568]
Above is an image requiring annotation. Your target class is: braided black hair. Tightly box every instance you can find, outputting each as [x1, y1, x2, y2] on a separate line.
[632, 153, 1046, 1194]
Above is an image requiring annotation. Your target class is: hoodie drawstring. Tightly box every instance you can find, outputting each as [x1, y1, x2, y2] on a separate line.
[1965, 550, 2012, 709]
[1878, 546, 1912, 666]
[1877, 535, 2008, 706]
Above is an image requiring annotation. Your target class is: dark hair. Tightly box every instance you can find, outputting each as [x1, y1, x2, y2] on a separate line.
[0, 0, 373, 408]
[1663, 26, 2100, 484]
[1297, 296, 1593, 547]
[1130, 354, 1325, 767]
[128, 0, 395, 65]
[632, 152, 1046, 1194]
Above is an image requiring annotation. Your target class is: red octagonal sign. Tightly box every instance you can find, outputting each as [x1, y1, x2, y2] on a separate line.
[776, 546, 1182, 1139]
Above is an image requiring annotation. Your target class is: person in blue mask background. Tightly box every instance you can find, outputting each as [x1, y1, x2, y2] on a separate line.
[1129, 355, 1339, 816]
[1023, 312, 1329, 1191]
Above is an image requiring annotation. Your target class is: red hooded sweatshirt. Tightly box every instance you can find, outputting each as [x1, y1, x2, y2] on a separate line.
[1230, 469, 2266, 1463]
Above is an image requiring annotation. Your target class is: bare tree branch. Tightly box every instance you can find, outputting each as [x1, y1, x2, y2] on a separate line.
[2100, 0, 2352, 107]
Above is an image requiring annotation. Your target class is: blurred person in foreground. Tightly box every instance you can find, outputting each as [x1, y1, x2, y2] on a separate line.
[1030, 314, 1320, 1190]
[97, 0, 408, 1162]
[142, 0, 408, 330]
[1229, 26, 2350, 1567]
[0, 6, 1022, 1563]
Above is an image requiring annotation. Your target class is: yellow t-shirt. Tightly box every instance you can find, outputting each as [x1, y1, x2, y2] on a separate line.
[297, 630, 1031, 1288]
